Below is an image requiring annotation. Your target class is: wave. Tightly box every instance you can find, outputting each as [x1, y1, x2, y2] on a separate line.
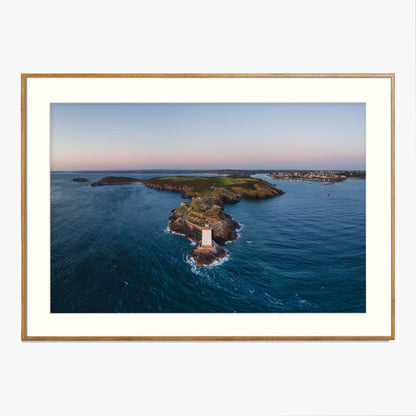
[224, 221, 244, 245]
[236, 222, 244, 237]
[165, 223, 196, 245]
[185, 252, 230, 274]
[207, 255, 230, 267]
[185, 256, 200, 275]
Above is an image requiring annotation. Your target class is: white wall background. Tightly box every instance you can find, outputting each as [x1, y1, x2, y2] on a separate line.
[0, 0, 415, 415]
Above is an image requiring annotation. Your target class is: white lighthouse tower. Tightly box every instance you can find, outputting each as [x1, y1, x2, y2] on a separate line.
[201, 223, 213, 247]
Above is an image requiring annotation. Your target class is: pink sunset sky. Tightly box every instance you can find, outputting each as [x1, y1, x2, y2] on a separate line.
[51, 103, 365, 171]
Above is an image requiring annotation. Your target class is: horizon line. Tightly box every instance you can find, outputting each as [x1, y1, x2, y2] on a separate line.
[51, 168, 366, 172]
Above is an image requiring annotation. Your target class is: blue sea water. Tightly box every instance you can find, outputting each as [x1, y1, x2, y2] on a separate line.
[51, 172, 365, 313]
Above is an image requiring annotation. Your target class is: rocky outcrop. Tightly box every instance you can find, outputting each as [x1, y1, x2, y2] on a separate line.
[210, 213, 240, 245]
[72, 177, 89, 182]
[168, 214, 202, 243]
[189, 243, 228, 266]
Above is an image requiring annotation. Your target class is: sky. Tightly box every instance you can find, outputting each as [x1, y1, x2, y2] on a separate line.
[50, 103, 365, 170]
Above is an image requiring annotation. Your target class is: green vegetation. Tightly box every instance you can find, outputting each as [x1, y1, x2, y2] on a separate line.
[160, 176, 209, 182]
[187, 213, 206, 226]
[151, 175, 284, 230]
[90, 175, 283, 228]
[192, 201, 207, 212]
[175, 206, 185, 216]
[90, 175, 284, 205]
[146, 175, 270, 194]
[213, 176, 256, 186]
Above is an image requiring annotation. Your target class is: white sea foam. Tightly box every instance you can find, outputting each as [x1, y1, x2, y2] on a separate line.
[166, 223, 196, 245]
[236, 222, 245, 236]
[185, 251, 230, 274]
[185, 256, 200, 274]
[206, 254, 230, 267]
[170, 230, 184, 237]
[171, 230, 196, 245]
[224, 222, 244, 245]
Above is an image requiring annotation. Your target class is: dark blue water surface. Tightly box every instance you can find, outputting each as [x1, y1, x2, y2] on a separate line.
[51, 172, 365, 313]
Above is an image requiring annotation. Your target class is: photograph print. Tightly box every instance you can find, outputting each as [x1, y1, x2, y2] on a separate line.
[50, 102, 366, 313]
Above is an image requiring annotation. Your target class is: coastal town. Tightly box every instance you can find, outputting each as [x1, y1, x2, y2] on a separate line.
[267, 170, 365, 184]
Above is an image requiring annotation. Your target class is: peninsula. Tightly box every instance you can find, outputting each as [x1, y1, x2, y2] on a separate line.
[90, 175, 284, 265]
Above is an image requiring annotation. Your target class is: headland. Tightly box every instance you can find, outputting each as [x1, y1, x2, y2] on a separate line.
[90, 175, 284, 265]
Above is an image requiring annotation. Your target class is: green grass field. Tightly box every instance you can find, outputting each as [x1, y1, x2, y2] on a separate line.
[157, 175, 257, 188]
[146, 175, 277, 195]
[160, 176, 210, 182]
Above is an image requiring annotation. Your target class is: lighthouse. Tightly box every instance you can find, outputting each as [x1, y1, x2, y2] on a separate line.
[201, 224, 213, 247]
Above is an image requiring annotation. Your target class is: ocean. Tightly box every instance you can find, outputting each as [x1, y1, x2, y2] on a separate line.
[51, 172, 365, 313]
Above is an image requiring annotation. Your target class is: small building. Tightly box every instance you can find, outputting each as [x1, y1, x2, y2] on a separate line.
[201, 228, 213, 247]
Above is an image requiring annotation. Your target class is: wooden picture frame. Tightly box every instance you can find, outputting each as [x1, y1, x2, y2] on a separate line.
[21, 73, 394, 340]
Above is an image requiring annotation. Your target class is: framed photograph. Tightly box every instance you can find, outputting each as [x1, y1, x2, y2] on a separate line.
[21, 73, 394, 340]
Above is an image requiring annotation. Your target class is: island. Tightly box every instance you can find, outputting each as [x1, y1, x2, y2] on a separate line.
[90, 175, 284, 265]
[72, 177, 89, 182]
[91, 176, 141, 186]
